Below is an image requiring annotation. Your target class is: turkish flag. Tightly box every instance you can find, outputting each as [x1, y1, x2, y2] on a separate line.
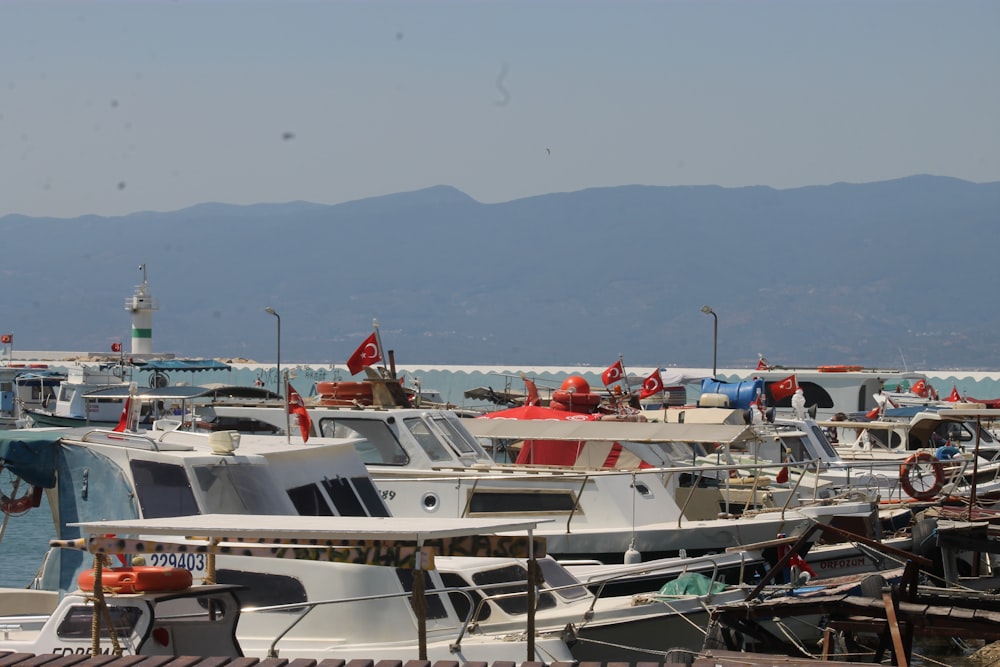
[601, 359, 625, 386]
[111, 342, 122, 353]
[0, 334, 11, 344]
[112, 397, 131, 432]
[770, 374, 798, 401]
[756, 356, 768, 371]
[638, 369, 664, 399]
[347, 332, 382, 375]
[946, 385, 961, 402]
[287, 382, 312, 442]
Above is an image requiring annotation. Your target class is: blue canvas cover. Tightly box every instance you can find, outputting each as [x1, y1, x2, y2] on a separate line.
[0, 429, 64, 488]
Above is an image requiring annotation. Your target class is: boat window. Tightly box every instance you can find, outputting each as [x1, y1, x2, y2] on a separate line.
[57, 605, 142, 638]
[807, 424, 840, 458]
[157, 594, 233, 623]
[217, 569, 307, 610]
[468, 490, 578, 514]
[777, 436, 809, 463]
[287, 483, 334, 516]
[352, 476, 392, 517]
[322, 477, 366, 516]
[537, 558, 589, 600]
[402, 417, 453, 462]
[316, 417, 409, 466]
[192, 462, 291, 514]
[468, 564, 556, 615]
[437, 571, 490, 622]
[432, 414, 484, 456]
[395, 569, 450, 620]
[131, 460, 200, 518]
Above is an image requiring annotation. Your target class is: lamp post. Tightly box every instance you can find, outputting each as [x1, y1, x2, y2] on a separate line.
[701, 305, 718, 378]
[264, 307, 281, 398]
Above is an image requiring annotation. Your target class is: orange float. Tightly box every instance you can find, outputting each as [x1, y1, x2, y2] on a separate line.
[817, 365, 864, 372]
[77, 566, 193, 594]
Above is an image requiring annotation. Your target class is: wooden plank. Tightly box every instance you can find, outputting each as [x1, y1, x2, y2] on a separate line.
[882, 590, 908, 667]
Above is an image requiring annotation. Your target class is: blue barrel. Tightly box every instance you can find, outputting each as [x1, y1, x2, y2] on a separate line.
[699, 378, 764, 410]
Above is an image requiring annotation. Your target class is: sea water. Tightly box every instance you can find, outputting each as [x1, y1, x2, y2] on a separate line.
[0, 494, 55, 588]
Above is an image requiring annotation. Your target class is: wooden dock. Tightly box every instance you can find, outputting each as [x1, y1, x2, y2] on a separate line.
[0, 654, 887, 667]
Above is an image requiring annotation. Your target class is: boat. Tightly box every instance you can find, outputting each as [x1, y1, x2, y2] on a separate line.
[0, 365, 64, 429]
[200, 401, 879, 566]
[744, 366, 928, 420]
[0, 419, 686, 662]
[0, 579, 245, 658]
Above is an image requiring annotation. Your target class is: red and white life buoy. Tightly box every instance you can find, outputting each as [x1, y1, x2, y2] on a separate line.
[0, 465, 42, 515]
[899, 451, 944, 501]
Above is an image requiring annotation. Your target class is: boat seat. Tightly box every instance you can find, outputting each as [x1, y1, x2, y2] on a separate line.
[0, 588, 59, 616]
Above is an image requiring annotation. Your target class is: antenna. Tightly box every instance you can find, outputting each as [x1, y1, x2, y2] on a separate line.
[897, 347, 909, 372]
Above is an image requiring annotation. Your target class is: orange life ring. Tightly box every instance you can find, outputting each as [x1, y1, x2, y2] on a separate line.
[899, 451, 944, 501]
[77, 566, 193, 594]
[817, 365, 864, 373]
[0, 466, 42, 515]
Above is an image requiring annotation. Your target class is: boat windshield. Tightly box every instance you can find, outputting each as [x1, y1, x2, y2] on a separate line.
[315, 416, 409, 466]
[192, 461, 293, 514]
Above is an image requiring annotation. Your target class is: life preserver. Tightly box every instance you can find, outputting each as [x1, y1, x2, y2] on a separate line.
[0, 466, 43, 515]
[899, 452, 944, 501]
[77, 566, 193, 594]
[817, 365, 864, 373]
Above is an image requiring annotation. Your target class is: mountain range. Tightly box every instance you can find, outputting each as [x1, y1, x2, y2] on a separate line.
[2, 174, 999, 370]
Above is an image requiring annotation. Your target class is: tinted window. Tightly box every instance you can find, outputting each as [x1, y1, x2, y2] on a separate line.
[469, 564, 555, 615]
[288, 483, 334, 516]
[192, 463, 289, 514]
[438, 571, 489, 622]
[131, 459, 199, 518]
[395, 569, 450, 620]
[468, 491, 577, 514]
[217, 569, 307, 610]
[57, 605, 142, 638]
[323, 477, 365, 516]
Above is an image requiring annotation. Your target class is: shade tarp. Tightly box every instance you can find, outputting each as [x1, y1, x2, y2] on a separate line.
[134, 359, 231, 372]
[0, 429, 65, 488]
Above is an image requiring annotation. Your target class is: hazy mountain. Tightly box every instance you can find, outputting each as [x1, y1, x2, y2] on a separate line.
[3, 175, 999, 370]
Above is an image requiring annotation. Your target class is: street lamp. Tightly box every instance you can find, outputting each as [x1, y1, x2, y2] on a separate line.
[264, 307, 281, 398]
[701, 305, 718, 378]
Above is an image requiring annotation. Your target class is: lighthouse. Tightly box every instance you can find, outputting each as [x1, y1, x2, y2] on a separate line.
[125, 264, 158, 356]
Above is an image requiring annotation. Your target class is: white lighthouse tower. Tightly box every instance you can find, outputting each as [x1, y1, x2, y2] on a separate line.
[126, 264, 158, 356]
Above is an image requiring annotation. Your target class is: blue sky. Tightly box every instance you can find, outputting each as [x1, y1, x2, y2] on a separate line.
[2, 0, 998, 218]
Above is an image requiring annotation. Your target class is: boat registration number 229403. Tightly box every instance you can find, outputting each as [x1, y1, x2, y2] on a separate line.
[146, 552, 207, 574]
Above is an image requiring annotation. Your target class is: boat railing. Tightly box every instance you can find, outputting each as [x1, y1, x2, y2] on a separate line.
[239, 586, 478, 657]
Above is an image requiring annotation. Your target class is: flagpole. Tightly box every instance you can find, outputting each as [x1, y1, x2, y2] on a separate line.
[372, 318, 389, 377]
[284, 371, 291, 445]
[617, 354, 629, 397]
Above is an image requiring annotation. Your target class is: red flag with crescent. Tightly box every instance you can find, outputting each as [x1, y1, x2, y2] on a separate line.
[601, 359, 625, 386]
[946, 385, 961, 402]
[770, 374, 798, 401]
[347, 332, 382, 375]
[756, 355, 768, 371]
[111, 342, 122, 353]
[112, 397, 131, 432]
[638, 369, 664, 399]
[0, 334, 11, 345]
[287, 382, 312, 442]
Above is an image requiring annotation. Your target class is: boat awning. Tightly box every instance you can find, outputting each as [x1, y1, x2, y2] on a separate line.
[0, 429, 65, 488]
[70, 514, 549, 542]
[132, 359, 232, 372]
[464, 419, 754, 445]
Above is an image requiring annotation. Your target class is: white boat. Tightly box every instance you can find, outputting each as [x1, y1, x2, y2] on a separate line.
[200, 403, 879, 565]
[0, 581, 244, 658]
[741, 366, 928, 419]
[0, 365, 63, 429]
[2, 420, 711, 662]
[21, 364, 131, 427]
